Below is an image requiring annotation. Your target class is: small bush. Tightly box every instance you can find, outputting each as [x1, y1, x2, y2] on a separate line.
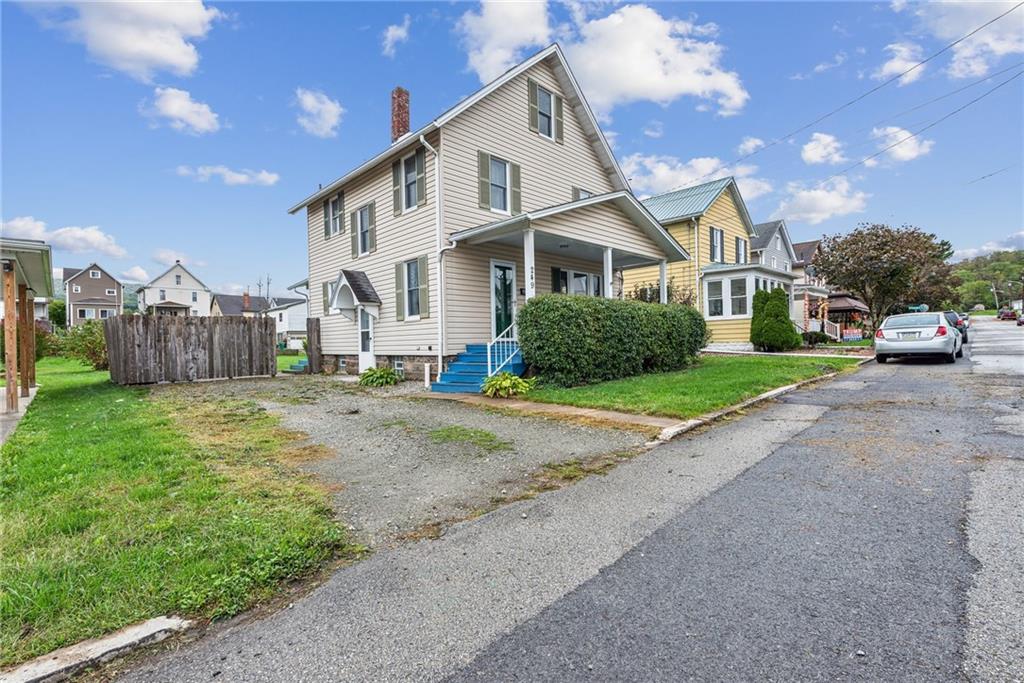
[358, 366, 400, 387]
[749, 289, 770, 349]
[760, 288, 802, 352]
[801, 331, 831, 347]
[60, 321, 108, 370]
[481, 371, 537, 398]
[0, 320, 55, 362]
[517, 295, 705, 387]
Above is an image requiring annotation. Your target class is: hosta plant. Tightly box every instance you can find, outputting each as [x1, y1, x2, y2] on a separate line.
[481, 372, 537, 398]
[358, 366, 400, 387]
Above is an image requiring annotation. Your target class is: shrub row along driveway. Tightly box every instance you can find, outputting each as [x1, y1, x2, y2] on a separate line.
[154, 376, 648, 547]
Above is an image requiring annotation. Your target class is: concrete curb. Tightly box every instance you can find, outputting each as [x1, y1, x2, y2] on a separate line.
[1, 616, 191, 683]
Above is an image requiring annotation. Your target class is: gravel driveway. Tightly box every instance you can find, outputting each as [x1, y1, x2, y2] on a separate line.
[156, 376, 647, 547]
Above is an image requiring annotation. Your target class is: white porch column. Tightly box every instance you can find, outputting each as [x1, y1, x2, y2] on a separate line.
[603, 247, 613, 299]
[523, 228, 536, 300]
[658, 260, 668, 304]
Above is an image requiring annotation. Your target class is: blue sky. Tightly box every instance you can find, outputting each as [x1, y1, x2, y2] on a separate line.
[2, 1, 1022, 296]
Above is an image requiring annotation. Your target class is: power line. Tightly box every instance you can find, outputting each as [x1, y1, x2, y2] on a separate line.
[651, 0, 1023, 195]
[965, 164, 1018, 185]
[816, 70, 1024, 189]
[855, 61, 1024, 133]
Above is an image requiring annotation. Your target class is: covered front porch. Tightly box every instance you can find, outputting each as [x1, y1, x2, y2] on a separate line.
[1, 238, 54, 414]
[435, 192, 689, 391]
[792, 283, 840, 339]
[700, 263, 799, 345]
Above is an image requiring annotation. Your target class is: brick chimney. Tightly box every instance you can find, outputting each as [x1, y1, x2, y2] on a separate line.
[242, 290, 251, 311]
[391, 86, 410, 142]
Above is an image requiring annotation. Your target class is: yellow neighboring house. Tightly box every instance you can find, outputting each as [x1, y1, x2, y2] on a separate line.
[623, 177, 797, 345]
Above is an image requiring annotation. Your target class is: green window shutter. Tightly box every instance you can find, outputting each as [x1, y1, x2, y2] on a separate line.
[392, 160, 402, 216]
[322, 281, 329, 315]
[527, 78, 539, 132]
[351, 211, 359, 258]
[417, 254, 430, 319]
[415, 148, 426, 205]
[368, 202, 377, 253]
[554, 94, 564, 144]
[394, 263, 405, 321]
[323, 199, 330, 239]
[551, 267, 562, 293]
[709, 227, 714, 262]
[510, 162, 522, 215]
[477, 151, 491, 209]
[337, 192, 345, 233]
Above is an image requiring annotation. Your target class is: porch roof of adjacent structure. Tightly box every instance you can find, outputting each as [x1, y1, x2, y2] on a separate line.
[701, 262, 799, 280]
[449, 191, 690, 267]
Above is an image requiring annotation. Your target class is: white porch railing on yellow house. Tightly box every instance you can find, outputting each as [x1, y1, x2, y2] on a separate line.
[487, 322, 518, 376]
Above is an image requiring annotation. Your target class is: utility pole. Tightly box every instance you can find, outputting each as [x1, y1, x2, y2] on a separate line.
[991, 282, 1000, 310]
[257, 277, 263, 300]
[266, 274, 272, 305]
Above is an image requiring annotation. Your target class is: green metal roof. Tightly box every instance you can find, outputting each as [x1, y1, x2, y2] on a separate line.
[641, 177, 735, 223]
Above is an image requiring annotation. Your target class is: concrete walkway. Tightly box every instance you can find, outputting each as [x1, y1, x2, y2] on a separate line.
[0, 385, 37, 447]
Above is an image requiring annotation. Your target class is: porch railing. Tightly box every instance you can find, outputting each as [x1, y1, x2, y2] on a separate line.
[824, 319, 841, 340]
[487, 322, 518, 377]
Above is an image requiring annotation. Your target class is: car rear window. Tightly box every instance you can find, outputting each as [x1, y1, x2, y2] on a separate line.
[884, 314, 940, 328]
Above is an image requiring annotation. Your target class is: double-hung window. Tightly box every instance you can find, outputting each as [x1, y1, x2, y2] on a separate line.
[100, 309, 111, 319]
[191, 291, 198, 302]
[735, 238, 748, 264]
[489, 157, 509, 213]
[771, 256, 778, 269]
[730, 278, 748, 315]
[571, 272, 589, 295]
[404, 259, 420, 319]
[159, 289, 166, 301]
[175, 274, 182, 285]
[357, 206, 371, 255]
[707, 281, 724, 316]
[77, 308, 86, 319]
[402, 154, 418, 211]
[329, 195, 343, 235]
[537, 86, 554, 139]
[710, 228, 724, 263]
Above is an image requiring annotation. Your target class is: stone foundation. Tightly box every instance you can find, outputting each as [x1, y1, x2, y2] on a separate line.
[321, 353, 456, 381]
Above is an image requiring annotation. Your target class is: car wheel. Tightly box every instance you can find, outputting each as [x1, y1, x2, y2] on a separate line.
[956, 346, 964, 358]
[962, 333, 969, 344]
[945, 350, 957, 363]
[876, 354, 887, 364]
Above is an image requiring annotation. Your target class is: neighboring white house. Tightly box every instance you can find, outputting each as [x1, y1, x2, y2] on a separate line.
[266, 298, 309, 349]
[137, 261, 211, 316]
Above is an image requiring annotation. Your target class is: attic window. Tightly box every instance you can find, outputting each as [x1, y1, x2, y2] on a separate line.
[175, 274, 182, 285]
[90, 270, 100, 279]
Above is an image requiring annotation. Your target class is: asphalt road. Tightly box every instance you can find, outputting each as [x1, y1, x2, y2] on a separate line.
[117, 317, 1023, 682]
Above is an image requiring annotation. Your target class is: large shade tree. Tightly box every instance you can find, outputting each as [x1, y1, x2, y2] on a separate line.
[814, 223, 957, 329]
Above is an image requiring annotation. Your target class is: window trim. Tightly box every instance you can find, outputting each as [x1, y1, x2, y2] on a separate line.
[400, 151, 419, 213]
[357, 205, 372, 256]
[105, 288, 116, 296]
[329, 195, 343, 235]
[735, 237, 747, 265]
[175, 274, 182, 285]
[710, 227, 725, 263]
[704, 274, 756, 320]
[403, 258, 421, 321]
[191, 291, 198, 302]
[488, 156, 511, 215]
[159, 289, 166, 301]
[72, 284, 81, 294]
[706, 280, 725, 318]
[536, 84, 555, 140]
[89, 270, 101, 279]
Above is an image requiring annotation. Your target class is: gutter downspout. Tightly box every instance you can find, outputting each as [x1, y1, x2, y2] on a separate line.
[420, 133, 452, 382]
[693, 217, 701, 313]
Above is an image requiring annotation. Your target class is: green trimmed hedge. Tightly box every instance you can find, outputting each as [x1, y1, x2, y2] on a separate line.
[517, 294, 706, 387]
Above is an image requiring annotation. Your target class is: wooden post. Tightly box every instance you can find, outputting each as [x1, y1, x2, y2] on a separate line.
[306, 317, 321, 374]
[3, 262, 17, 413]
[17, 284, 29, 397]
[26, 290, 36, 387]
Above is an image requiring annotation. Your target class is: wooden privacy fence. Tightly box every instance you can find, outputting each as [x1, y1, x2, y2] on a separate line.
[104, 315, 277, 385]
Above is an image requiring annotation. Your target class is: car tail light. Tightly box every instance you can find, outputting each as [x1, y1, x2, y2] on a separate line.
[875, 328, 885, 339]
[936, 325, 948, 336]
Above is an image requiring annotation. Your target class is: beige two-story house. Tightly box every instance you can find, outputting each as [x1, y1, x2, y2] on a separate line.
[137, 261, 211, 316]
[63, 263, 123, 326]
[288, 44, 688, 389]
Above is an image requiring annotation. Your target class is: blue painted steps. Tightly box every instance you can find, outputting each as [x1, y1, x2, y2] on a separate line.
[431, 343, 525, 393]
[282, 358, 309, 374]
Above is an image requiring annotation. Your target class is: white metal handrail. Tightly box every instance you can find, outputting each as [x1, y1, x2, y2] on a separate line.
[824, 319, 841, 340]
[487, 322, 518, 377]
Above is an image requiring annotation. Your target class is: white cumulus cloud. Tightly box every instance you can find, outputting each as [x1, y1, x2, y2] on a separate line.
[953, 230, 1024, 260]
[737, 136, 765, 155]
[642, 120, 664, 138]
[622, 154, 772, 201]
[870, 126, 935, 162]
[791, 51, 847, 80]
[2, 215, 126, 257]
[894, 1, 1024, 79]
[772, 178, 869, 225]
[801, 133, 848, 165]
[456, 1, 552, 83]
[28, 1, 222, 82]
[142, 87, 220, 134]
[176, 165, 279, 186]
[121, 266, 150, 282]
[295, 88, 344, 138]
[872, 42, 926, 85]
[152, 248, 204, 267]
[382, 14, 412, 58]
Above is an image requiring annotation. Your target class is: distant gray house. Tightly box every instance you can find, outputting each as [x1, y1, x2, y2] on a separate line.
[63, 264, 123, 326]
[750, 220, 797, 274]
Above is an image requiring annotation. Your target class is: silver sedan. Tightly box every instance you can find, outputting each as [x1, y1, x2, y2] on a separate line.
[874, 312, 963, 364]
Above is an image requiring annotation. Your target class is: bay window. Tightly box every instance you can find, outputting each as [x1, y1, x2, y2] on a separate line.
[707, 281, 724, 317]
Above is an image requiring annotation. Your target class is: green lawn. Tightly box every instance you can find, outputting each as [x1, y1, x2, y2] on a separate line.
[824, 339, 872, 347]
[0, 358, 349, 666]
[527, 355, 861, 420]
[276, 353, 307, 372]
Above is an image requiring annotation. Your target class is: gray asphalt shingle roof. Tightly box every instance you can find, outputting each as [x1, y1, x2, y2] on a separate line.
[751, 221, 784, 251]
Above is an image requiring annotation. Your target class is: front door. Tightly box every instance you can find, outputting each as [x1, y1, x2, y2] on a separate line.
[358, 307, 375, 372]
[491, 260, 516, 337]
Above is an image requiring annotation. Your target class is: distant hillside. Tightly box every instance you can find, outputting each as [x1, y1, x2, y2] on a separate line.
[953, 250, 1024, 308]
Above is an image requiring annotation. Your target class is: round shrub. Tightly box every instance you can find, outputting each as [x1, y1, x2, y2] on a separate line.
[517, 295, 705, 386]
[749, 289, 770, 349]
[760, 288, 802, 352]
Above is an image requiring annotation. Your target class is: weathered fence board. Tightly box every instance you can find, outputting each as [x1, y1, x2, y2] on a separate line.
[306, 317, 321, 375]
[104, 315, 277, 385]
